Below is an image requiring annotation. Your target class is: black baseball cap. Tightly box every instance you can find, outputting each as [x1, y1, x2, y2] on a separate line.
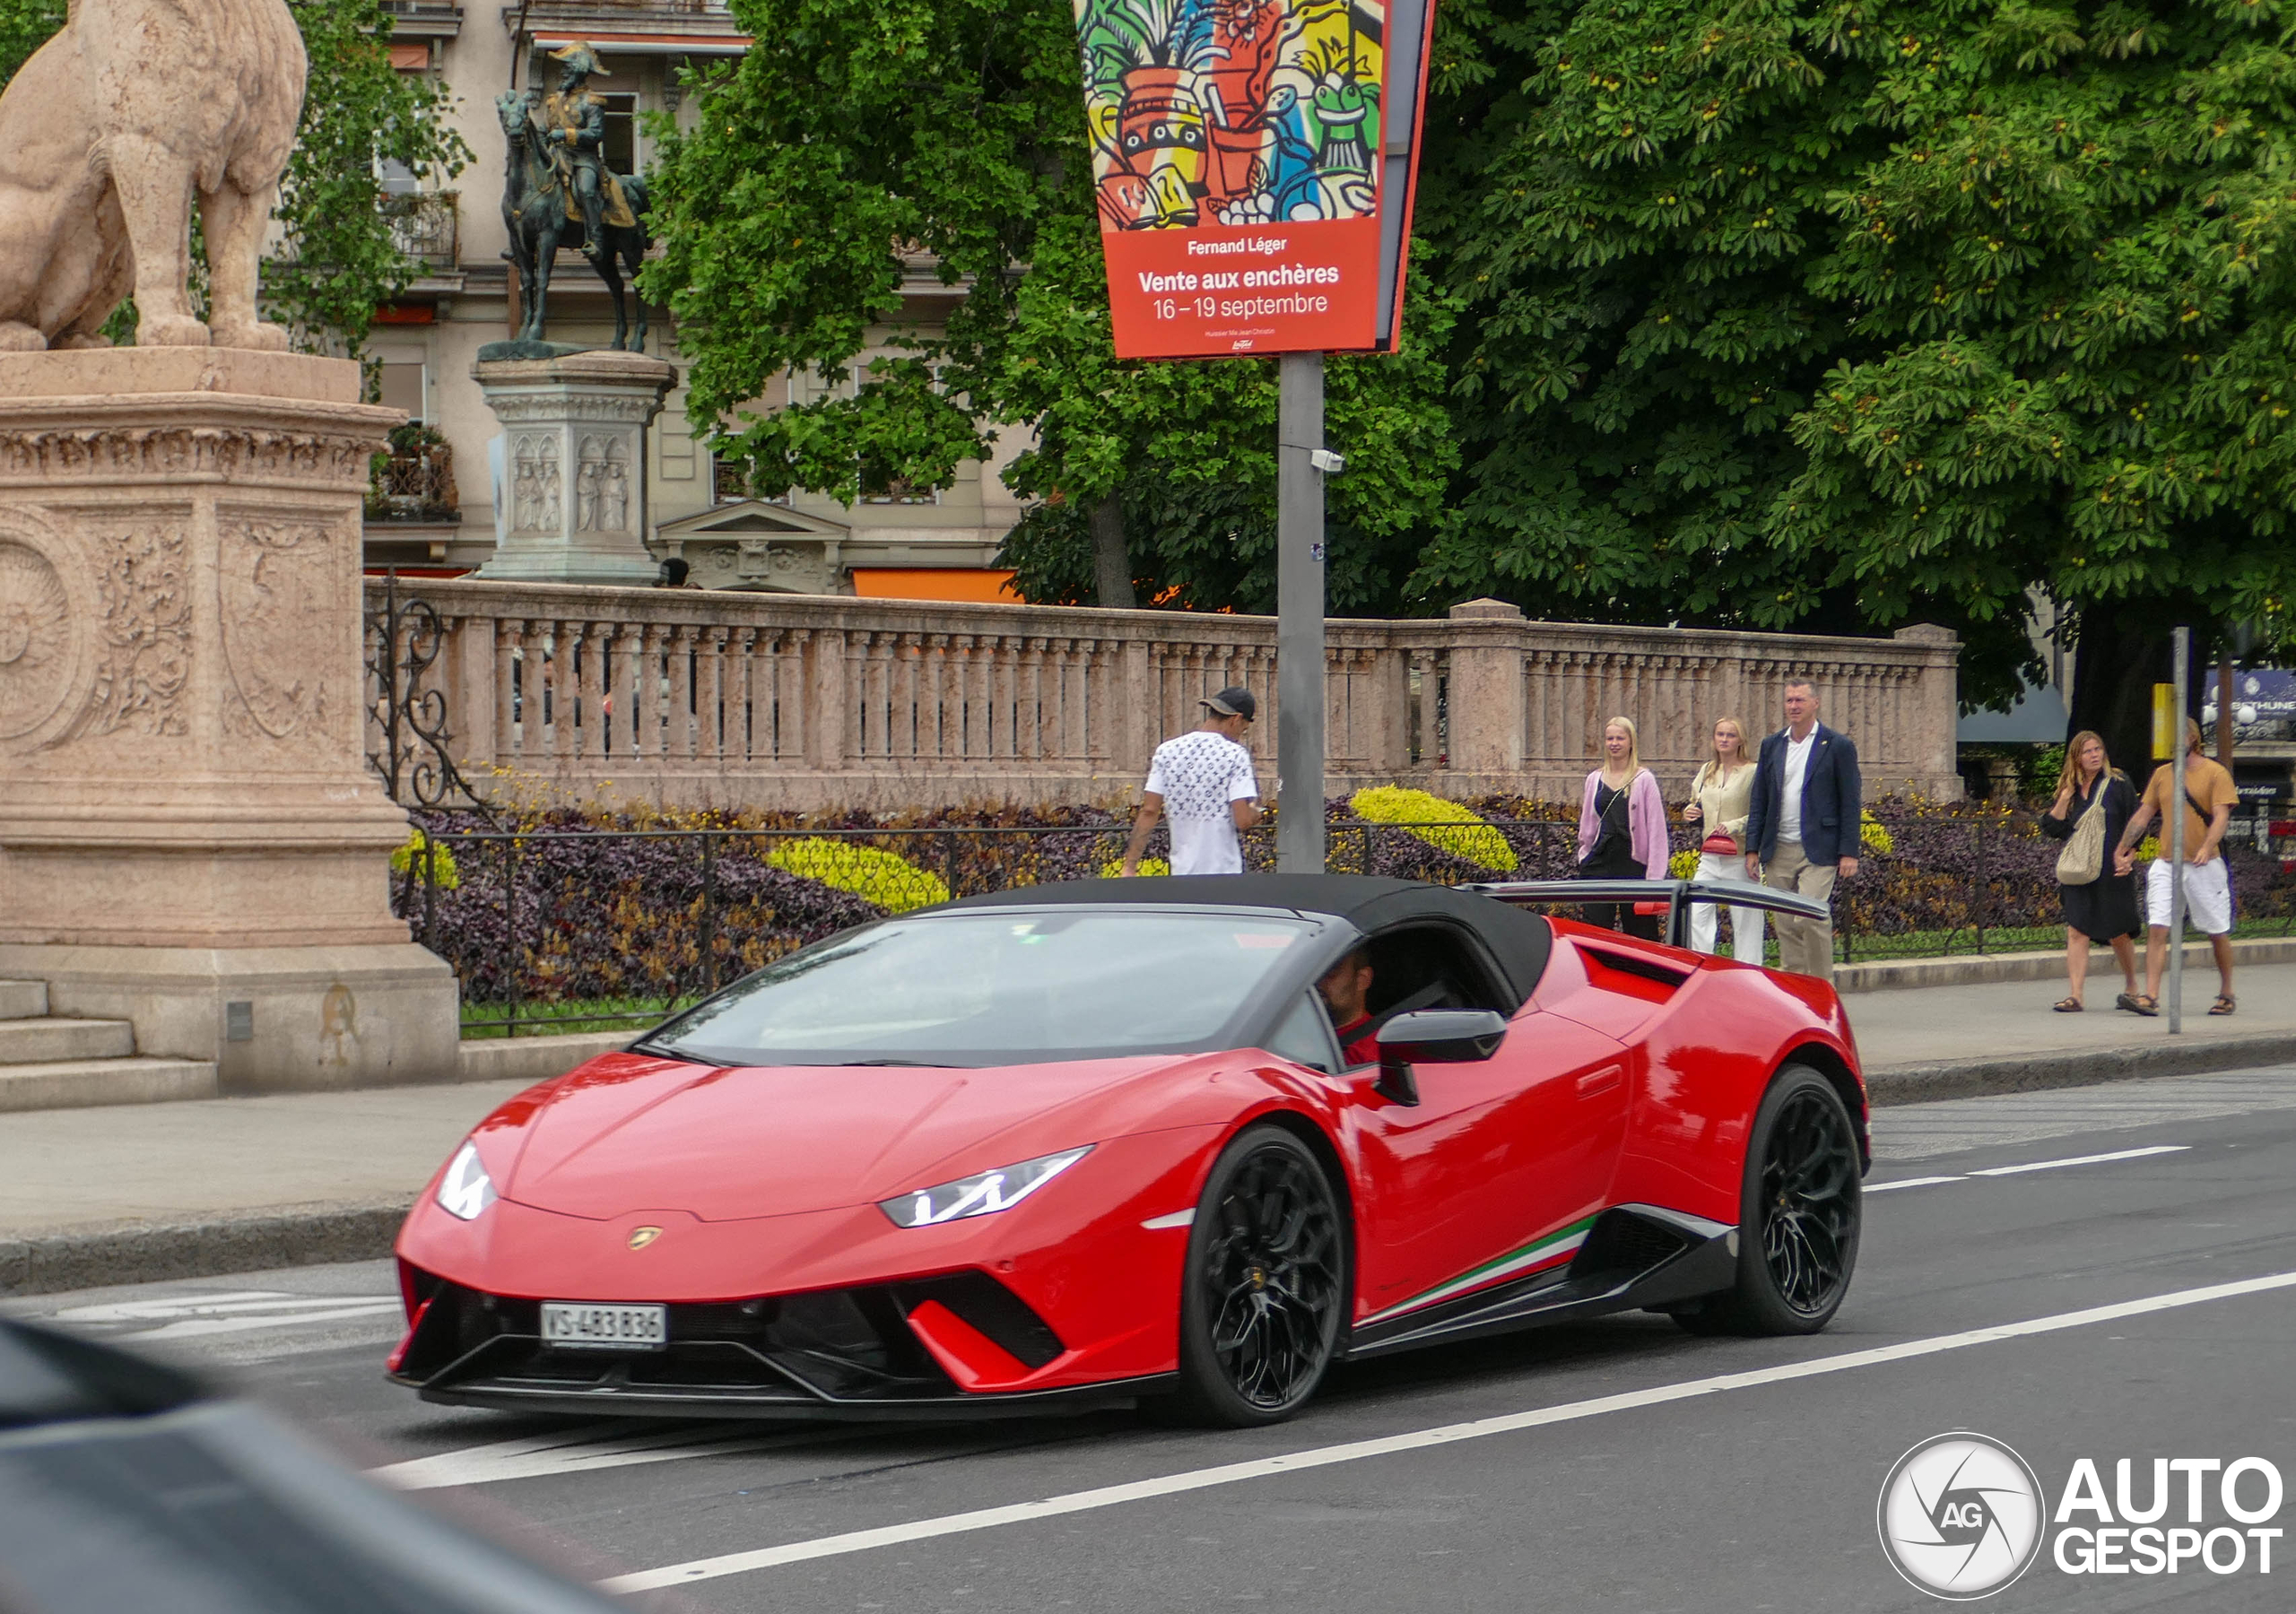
[1201, 687, 1257, 722]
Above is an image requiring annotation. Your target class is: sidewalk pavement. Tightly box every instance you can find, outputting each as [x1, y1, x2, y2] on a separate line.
[5, 965, 2293, 1296]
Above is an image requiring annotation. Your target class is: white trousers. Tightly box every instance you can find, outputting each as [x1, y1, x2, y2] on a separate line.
[1691, 851, 1767, 963]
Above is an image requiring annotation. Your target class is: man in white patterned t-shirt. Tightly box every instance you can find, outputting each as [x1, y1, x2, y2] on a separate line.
[1118, 688, 1263, 876]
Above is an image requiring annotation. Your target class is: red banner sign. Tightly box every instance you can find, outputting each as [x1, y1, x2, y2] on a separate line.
[1073, 0, 1435, 360]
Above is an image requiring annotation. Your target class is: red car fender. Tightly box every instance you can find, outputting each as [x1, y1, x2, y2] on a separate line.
[1607, 963, 1866, 1223]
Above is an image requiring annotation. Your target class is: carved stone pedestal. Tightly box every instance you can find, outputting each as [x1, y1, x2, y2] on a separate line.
[472, 349, 675, 585]
[0, 349, 459, 1092]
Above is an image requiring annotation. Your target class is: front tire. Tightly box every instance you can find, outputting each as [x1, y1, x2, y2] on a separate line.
[1152, 1125, 1347, 1427]
[1675, 1064, 1861, 1336]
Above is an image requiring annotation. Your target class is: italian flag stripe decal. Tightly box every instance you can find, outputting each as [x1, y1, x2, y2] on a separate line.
[1361, 1217, 1598, 1326]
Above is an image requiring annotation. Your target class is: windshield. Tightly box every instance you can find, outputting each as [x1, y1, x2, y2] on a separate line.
[636, 908, 1319, 1066]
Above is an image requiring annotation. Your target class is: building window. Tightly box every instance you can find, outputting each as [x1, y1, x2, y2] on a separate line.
[378, 361, 426, 425]
[597, 91, 638, 175]
[712, 454, 790, 507]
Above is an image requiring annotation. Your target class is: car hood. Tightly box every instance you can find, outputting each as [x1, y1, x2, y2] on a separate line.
[499, 1052, 1188, 1221]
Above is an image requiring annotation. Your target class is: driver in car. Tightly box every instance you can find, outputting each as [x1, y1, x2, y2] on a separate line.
[1318, 950, 1381, 1067]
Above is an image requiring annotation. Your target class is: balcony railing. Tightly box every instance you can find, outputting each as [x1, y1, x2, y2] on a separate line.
[368, 430, 460, 523]
[383, 192, 459, 273]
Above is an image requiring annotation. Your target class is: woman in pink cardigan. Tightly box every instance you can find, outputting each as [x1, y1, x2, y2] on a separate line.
[1576, 716, 1669, 940]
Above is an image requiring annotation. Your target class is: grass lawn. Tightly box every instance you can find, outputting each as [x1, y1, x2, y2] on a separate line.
[459, 994, 699, 1038]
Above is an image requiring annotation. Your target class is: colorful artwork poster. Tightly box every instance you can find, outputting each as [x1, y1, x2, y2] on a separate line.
[1074, 0, 1390, 358]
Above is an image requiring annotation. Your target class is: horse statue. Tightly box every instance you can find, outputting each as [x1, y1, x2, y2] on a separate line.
[495, 89, 650, 351]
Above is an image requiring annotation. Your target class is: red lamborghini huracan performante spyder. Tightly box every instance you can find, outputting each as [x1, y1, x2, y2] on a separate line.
[391, 875, 1867, 1427]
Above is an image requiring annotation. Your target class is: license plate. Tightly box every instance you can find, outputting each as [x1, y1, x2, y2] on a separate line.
[541, 1302, 666, 1350]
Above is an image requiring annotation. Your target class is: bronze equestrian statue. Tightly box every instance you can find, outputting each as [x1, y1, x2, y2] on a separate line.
[494, 41, 650, 352]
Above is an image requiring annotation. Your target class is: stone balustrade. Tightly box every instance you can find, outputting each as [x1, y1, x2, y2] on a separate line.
[366, 578, 1963, 811]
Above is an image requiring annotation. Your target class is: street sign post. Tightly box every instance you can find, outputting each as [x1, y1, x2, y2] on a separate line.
[2170, 626, 2188, 1034]
[1069, 0, 1439, 870]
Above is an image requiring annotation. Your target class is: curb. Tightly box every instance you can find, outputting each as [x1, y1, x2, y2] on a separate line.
[0, 1201, 409, 1298]
[1866, 1032, 2296, 1106]
[1837, 935, 2296, 994]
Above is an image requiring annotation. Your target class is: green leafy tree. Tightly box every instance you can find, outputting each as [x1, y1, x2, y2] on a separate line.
[1413, 0, 2296, 762]
[0, 0, 467, 362]
[641, 0, 1458, 612]
[1770, 0, 2296, 766]
[1410, 0, 2049, 698]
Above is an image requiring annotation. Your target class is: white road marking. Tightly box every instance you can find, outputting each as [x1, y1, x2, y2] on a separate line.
[52, 1290, 314, 1323]
[372, 1421, 868, 1492]
[43, 1290, 404, 1341]
[1871, 1067, 2296, 1161]
[603, 1268, 2296, 1592]
[126, 1303, 404, 1341]
[1969, 1144, 2188, 1176]
[1867, 1142, 2192, 1194]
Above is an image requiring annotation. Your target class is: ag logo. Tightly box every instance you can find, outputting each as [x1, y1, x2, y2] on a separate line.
[627, 1225, 663, 1250]
[1877, 1432, 2045, 1600]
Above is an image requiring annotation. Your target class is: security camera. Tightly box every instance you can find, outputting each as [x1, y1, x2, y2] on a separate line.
[1309, 448, 1345, 474]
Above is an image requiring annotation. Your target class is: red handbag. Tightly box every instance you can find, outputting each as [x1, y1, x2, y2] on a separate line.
[1700, 832, 1739, 855]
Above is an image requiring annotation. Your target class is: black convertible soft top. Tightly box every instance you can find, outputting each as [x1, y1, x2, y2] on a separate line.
[944, 875, 1555, 1005]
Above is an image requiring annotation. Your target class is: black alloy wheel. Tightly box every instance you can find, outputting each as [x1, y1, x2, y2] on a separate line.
[1153, 1125, 1347, 1427]
[1674, 1064, 1861, 1337]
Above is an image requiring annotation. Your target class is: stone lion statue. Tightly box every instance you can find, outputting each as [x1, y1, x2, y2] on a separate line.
[0, 0, 306, 351]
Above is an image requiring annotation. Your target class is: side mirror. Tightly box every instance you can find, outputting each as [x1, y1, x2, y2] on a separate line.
[1373, 1010, 1509, 1106]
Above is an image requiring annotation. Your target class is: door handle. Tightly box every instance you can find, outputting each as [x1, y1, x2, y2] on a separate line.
[1577, 1063, 1623, 1098]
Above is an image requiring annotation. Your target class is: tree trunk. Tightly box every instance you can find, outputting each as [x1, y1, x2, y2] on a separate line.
[2066, 600, 2206, 780]
[1090, 492, 1135, 609]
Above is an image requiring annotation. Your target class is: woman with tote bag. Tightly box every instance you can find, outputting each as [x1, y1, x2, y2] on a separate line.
[2039, 729, 2141, 1011]
[1682, 716, 1765, 963]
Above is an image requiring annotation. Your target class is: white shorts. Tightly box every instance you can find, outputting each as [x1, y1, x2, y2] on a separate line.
[2144, 857, 2232, 935]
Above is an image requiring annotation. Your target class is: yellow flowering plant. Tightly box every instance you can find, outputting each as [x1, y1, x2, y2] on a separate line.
[1101, 858, 1170, 877]
[762, 839, 951, 914]
[1349, 786, 1519, 873]
[1859, 810, 1895, 856]
[389, 829, 460, 889]
[1668, 847, 1700, 881]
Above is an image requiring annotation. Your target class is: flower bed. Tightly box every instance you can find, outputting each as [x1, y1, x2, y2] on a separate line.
[392, 794, 2296, 1028]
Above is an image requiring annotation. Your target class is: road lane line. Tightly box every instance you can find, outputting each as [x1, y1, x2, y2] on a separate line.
[1969, 1144, 2189, 1176]
[603, 1268, 2296, 1592]
[1867, 1143, 2191, 1194]
[126, 1302, 405, 1341]
[50, 1290, 300, 1322]
[374, 1422, 868, 1491]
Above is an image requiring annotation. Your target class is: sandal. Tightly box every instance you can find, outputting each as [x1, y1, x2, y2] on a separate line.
[2130, 994, 2160, 1018]
[2115, 993, 2141, 1013]
[2052, 997, 2083, 1012]
[2211, 994, 2236, 1016]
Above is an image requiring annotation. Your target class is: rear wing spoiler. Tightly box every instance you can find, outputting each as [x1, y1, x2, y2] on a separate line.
[1462, 879, 1830, 953]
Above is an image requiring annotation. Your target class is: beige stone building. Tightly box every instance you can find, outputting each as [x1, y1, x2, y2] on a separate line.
[362, 0, 1024, 601]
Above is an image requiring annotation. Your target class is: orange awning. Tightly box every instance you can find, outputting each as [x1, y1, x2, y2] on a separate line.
[388, 42, 430, 69]
[850, 568, 1022, 603]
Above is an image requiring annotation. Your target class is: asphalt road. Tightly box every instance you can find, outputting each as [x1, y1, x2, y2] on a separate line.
[13, 1064, 2296, 1613]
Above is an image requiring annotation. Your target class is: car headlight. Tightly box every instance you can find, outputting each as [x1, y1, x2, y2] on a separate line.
[878, 1146, 1092, 1228]
[436, 1141, 498, 1221]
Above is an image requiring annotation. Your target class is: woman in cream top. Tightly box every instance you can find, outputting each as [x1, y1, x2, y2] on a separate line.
[1682, 716, 1765, 961]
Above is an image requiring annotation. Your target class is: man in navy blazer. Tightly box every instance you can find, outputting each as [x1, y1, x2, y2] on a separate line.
[1742, 681, 1862, 981]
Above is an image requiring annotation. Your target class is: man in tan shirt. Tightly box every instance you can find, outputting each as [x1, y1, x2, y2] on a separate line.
[2112, 718, 2239, 1015]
